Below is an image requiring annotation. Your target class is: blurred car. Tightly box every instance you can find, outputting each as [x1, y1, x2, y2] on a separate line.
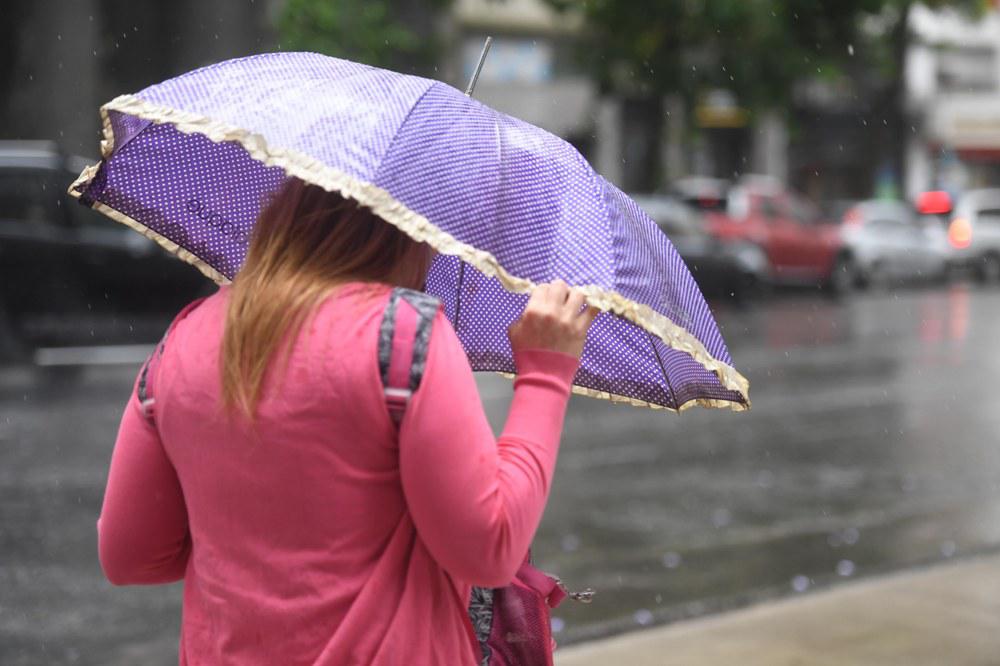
[0, 141, 210, 355]
[835, 199, 948, 286]
[671, 176, 730, 213]
[686, 176, 852, 294]
[917, 189, 1000, 283]
[632, 194, 768, 299]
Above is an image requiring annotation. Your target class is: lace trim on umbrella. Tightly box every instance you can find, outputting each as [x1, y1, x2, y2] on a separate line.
[67, 94, 750, 410]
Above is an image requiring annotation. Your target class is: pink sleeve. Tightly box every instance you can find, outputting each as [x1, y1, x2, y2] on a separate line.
[398, 311, 578, 587]
[97, 383, 191, 586]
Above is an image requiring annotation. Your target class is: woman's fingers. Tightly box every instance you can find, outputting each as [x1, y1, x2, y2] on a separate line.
[548, 279, 570, 305]
[579, 304, 600, 327]
[508, 281, 602, 359]
[565, 290, 587, 318]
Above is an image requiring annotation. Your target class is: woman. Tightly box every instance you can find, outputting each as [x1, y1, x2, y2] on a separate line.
[97, 178, 597, 665]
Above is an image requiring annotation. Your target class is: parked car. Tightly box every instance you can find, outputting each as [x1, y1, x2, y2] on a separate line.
[835, 199, 948, 286]
[0, 141, 210, 356]
[632, 194, 768, 299]
[687, 176, 853, 294]
[671, 176, 730, 213]
[917, 189, 1000, 283]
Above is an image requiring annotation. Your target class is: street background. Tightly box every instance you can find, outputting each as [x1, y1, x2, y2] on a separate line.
[5, 1, 1000, 664]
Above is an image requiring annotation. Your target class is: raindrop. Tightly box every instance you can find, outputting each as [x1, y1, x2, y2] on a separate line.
[836, 559, 856, 577]
[633, 609, 654, 626]
[662, 551, 682, 569]
[940, 540, 956, 558]
[654, 593, 663, 604]
[847, 44, 854, 56]
[711, 507, 732, 528]
[56, 33, 62, 41]
[791, 575, 811, 592]
[842, 527, 860, 545]
[550, 617, 565, 634]
[560, 534, 581, 553]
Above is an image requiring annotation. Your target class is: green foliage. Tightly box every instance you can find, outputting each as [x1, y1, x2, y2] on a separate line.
[548, 0, 980, 110]
[277, 0, 452, 73]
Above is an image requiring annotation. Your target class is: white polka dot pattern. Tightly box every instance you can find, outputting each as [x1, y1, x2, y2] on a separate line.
[77, 52, 746, 411]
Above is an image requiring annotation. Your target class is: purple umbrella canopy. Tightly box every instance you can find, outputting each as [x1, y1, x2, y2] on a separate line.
[69, 52, 749, 412]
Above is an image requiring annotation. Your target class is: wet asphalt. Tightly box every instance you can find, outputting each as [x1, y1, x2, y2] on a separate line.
[3, 284, 1000, 664]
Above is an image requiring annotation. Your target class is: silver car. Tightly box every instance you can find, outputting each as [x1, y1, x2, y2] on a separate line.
[838, 200, 948, 287]
[940, 189, 1000, 282]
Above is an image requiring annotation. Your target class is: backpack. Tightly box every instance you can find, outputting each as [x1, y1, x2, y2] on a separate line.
[379, 287, 592, 666]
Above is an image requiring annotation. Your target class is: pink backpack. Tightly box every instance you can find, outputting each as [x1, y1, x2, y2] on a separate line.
[379, 287, 591, 665]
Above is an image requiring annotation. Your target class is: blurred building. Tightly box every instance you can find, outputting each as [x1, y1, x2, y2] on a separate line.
[905, 3, 1000, 198]
[443, 0, 604, 174]
[1, 0, 275, 158]
[443, 0, 788, 192]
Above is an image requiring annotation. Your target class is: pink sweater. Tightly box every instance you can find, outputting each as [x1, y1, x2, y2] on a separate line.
[98, 284, 579, 665]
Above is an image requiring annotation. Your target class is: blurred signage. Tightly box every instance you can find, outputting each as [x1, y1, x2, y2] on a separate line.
[930, 95, 1000, 149]
[463, 36, 553, 84]
[454, 0, 581, 32]
[936, 46, 997, 94]
[695, 89, 748, 129]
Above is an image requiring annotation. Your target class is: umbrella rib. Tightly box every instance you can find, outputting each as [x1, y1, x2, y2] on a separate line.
[454, 259, 467, 335]
[647, 331, 678, 409]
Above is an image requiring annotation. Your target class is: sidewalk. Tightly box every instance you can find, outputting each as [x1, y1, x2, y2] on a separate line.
[555, 554, 1000, 666]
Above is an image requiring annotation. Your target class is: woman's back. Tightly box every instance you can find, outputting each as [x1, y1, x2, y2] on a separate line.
[99, 282, 583, 664]
[160, 285, 423, 663]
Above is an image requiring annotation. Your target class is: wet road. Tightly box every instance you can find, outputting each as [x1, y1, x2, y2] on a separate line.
[3, 285, 1000, 664]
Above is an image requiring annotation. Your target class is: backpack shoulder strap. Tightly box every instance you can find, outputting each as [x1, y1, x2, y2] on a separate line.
[378, 288, 441, 426]
[137, 296, 208, 426]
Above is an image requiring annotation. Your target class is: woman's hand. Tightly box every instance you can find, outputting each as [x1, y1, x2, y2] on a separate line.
[507, 280, 600, 359]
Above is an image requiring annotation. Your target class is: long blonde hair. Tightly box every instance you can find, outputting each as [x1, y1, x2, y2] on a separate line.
[221, 178, 431, 417]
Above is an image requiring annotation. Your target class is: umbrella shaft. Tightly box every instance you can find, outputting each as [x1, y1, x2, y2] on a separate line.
[464, 36, 493, 97]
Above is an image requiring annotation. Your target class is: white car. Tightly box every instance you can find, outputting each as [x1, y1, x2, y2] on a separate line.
[837, 200, 948, 286]
[935, 189, 1000, 282]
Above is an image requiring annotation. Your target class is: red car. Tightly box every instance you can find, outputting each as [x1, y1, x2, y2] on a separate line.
[675, 176, 853, 294]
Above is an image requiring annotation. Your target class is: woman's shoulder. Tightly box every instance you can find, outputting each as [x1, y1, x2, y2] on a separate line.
[314, 283, 453, 362]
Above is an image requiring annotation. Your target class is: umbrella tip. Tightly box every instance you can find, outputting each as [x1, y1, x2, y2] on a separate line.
[464, 36, 493, 97]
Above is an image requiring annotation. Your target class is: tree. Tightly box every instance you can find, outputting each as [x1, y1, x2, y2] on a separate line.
[546, 0, 982, 191]
[277, 0, 453, 75]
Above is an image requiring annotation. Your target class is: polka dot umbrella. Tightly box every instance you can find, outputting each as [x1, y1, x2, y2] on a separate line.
[69, 52, 749, 412]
